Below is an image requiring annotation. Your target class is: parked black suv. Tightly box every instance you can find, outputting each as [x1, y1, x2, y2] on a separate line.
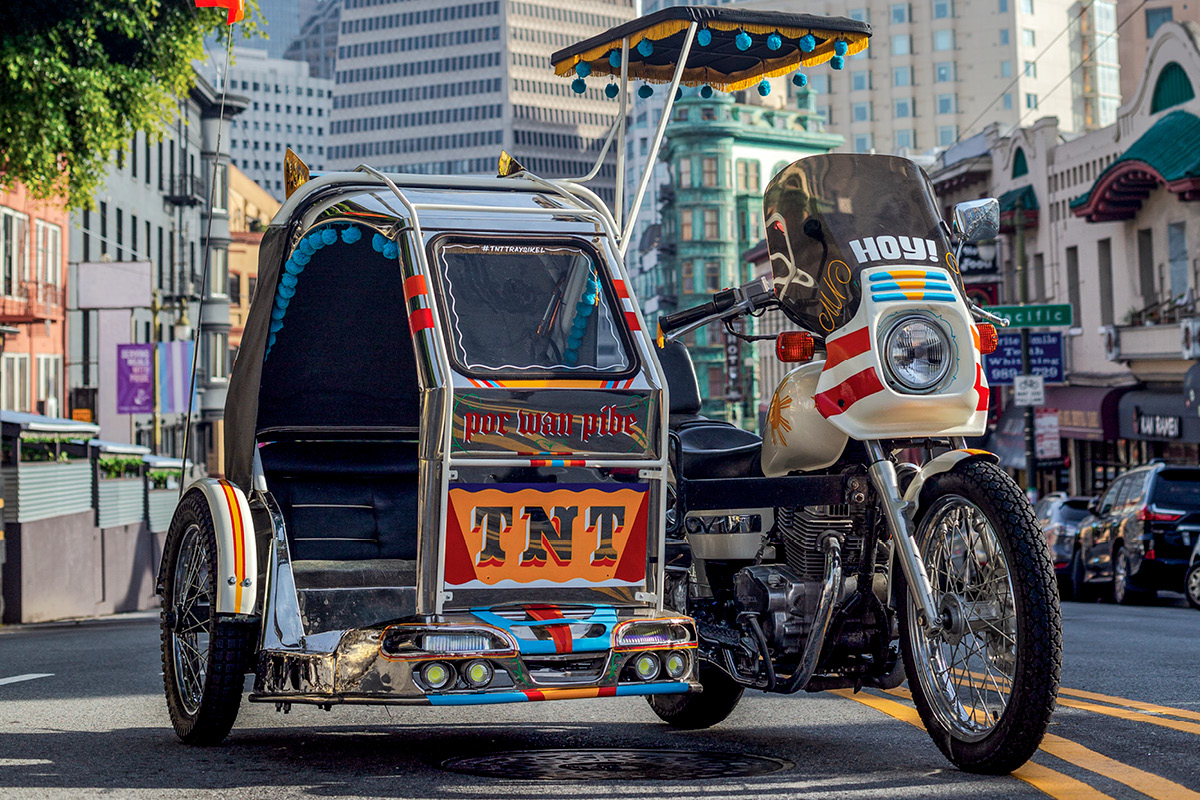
[1074, 463, 1200, 604]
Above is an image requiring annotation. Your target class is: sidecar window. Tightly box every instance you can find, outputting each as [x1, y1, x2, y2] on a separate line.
[431, 238, 634, 375]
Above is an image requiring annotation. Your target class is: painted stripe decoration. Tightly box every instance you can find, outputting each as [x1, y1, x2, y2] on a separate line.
[529, 459, 586, 467]
[815, 366, 885, 417]
[824, 326, 871, 371]
[219, 480, 245, 609]
[612, 279, 642, 332]
[974, 363, 990, 411]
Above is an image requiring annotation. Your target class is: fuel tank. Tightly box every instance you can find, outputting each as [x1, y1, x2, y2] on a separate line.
[761, 361, 849, 477]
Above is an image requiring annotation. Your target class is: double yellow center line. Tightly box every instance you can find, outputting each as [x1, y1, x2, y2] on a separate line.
[832, 685, 1200, 799]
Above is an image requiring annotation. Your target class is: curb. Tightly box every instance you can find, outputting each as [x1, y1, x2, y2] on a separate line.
[0, 609, 160, 635]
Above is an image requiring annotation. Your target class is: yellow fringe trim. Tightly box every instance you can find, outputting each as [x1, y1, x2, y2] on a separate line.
[552, 24, 869, 90]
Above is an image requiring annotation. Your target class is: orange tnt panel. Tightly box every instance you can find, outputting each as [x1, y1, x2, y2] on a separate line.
[444, 483, 649, 589]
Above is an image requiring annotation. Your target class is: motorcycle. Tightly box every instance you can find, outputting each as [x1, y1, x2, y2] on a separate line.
[650, 153, 1062, 775]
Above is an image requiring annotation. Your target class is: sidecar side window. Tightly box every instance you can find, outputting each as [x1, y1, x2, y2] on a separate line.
[430, 238, 635, 376]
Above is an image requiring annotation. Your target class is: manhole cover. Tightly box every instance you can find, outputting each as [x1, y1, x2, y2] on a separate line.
[441, 748, 792, 781]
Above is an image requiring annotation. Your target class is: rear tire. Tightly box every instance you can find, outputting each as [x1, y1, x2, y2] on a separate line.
[898, 460, 1061, 775]
[647, 661, 744, 730]
[1184, 563, 1200, 611]
[161, 492, 257, 745]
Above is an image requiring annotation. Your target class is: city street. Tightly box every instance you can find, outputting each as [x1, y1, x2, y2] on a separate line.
[1, 599, 1197, 799]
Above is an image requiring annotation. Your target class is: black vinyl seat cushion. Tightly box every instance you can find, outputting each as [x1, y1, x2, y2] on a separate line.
[261, 440, 419, 562]
[657, 339, 761, 478]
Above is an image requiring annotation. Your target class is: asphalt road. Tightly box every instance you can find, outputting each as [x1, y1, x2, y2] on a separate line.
[1, 598, 1197, 799]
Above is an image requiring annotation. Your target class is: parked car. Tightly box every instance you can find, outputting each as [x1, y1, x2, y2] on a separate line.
[1033, 492, 1094, 600]
[1074, 463, 1200, 604]
[1187, 538, 1200, 610]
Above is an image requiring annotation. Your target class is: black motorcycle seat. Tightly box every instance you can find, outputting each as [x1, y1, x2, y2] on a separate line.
[675, 421, 762, 479]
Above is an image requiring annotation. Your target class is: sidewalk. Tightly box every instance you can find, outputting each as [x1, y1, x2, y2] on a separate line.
[0, 609, 160, 635]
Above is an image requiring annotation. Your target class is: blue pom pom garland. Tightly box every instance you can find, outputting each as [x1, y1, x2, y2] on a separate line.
[605, 83, 619, 98]
[572, 78, 587, 94]
[798, 34, 816, 52]
[793, 72, 808, 87]
[831, 55, 845, 70]
[575, 61, 591, 78]
[735, 30, 752, 51]
[636, 38, 653, 57]
[834, 39, 848, 56]
[767, 33, 782, 51]
[697, 28, 712, 46]
[638, 84, 653, 98]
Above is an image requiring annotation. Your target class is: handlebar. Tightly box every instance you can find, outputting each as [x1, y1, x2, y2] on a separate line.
[658, 277, 776, 341]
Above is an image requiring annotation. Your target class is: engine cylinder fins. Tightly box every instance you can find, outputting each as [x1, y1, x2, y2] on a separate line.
[776, 505, 866, 580]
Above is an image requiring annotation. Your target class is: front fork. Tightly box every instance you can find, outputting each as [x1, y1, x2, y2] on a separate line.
[864, 441, 941, 632]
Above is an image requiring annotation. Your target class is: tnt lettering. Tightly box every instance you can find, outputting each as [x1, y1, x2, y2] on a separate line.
[471, 506, 512, 567]
[468, 503, 626, 567]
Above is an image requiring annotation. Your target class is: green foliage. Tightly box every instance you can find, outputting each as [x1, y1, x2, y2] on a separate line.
[16, 434, 83, 462]
[147, 469, 177, 489]
[0, 0, 261, 208]
[98, 454, 144, 479]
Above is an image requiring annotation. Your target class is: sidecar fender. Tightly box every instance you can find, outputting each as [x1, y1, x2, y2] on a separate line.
[900, 449, 999, 507]
[162, 479, 259, 617]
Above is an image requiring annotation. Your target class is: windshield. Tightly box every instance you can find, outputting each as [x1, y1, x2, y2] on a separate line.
[762, 153, 958, 335]
[1150, 470, 1200, 509]
[432, 238, 633, 376]
[1058, 500, 1091, 523]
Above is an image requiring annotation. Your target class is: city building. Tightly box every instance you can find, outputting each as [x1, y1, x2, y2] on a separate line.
[0, 183, 68, 416]
[657, 87, 843, 427]
[328, 0, 636, 204]
[1116, 0, 1200, 101]
[252, 0, 322, 59]
[206, 47, 334, 201]
[284, 0, 341, 80]
[228, 165, 280, 358]
[743, 0, 1115, 157]
[68, 70, 247, 470]
[930, 21, 1200, 495]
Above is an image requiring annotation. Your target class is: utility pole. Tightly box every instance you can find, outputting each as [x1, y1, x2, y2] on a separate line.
[1015, 201, 1037, 499]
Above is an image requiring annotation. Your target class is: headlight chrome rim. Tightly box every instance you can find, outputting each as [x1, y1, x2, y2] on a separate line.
[882, 314, 952, 393]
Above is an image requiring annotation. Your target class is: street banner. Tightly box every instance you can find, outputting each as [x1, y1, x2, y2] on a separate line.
[116, 344, 154, 414]
[158, 341, 197, 415]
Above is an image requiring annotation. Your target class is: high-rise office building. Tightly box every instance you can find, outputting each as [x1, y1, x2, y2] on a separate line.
[252, 0, 321, 59]
[744, 0, 1114, 157]
[285, 0, 341, 80]
[206, 48, 334, 200]
[328, 0, 637, 203]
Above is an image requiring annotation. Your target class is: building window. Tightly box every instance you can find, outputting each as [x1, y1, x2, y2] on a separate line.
[0, 206, 29, 297]
[700, 106, 717, 121]
[891, 3, 910, 22]
[933, 0, 953, 18]
[999, 0, 1008, 11]
[849, 8, 870, 21]
[211, 164, 228, 213]
[1000, 28, 1010, 45]
[706, 365, 725, 398]
[703, 209, 719, 240]
[36, 355, 60, 417]
[935, 61, 956, 82]
[1001, 60, 1012, 78]
[207, 332, 229, 381]
[1026, 92, 1039, 109]
[702, 157, 719, 187]
[705, 260, 721, 292]
[893, 66, 913, 87]
[854, 133, 874, 152]
[896, 129, 915, 149]
[677, 158, 692, 188]
[1024, 60, 1037, 77]
[938, 125, 957, 146]
[933, 29, 955, 50]
[1146, 6, 1173, 37]
[852, 70, 871, 91]
[34, 220, 62, 290]
[1003, 92, 1014, 109]
[208, 247, 228, 298]
[937, 93, 956, 114]
[680, 261, 694, 294]
[1021, 0, 1034, 12]
[1022, 28, 1036, 47]
[681, 209, 694, 241]
[891, 34, 912, 55]
[895, 98, 913, 118]
[811, 74, 831, 94]
[3, 353, 30, 412]
[736, 160, 761, 192]
[229, 272, 241, 306]
[853, 101, 871, 122]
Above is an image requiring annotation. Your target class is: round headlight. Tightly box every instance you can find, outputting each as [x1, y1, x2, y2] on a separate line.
[633, 652, 661, 681]
[421, 661, 454, 690]
[884, 316, 951, 392]
[664, 650, 689, 679]
[462, 659, 494, 689]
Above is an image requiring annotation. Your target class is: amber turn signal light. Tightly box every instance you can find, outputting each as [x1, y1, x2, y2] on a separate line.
[776, 331, 815, 362]
[977, 323, 999, 355]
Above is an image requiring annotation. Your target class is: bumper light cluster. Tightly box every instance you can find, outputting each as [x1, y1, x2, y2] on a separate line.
[613, 617, 696, 651]
[629, 649, 690, 682]
[418, 658, 497, 691]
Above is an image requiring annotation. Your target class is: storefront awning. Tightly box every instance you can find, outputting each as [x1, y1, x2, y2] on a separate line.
[1043, 386, 1129, 441]
[998, 185, 1038, 231]
[1071, 110, 1200, 222]
[1118, 389, 1200, 443]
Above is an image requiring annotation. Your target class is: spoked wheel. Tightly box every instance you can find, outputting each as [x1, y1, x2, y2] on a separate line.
[897, 460, 1061, 774]
[161, 492, 256, 745]
[647, 660, 744, 730]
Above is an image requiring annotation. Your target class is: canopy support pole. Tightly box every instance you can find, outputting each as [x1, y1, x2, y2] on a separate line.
[563, 115, 620, 185]
[619, 22, 697, 258]
[614, 36, 630, 226]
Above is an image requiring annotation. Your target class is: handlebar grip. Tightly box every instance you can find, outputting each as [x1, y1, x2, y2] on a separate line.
[659, 301, 717, 336]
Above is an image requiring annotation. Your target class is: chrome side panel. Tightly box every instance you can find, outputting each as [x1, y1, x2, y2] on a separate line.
[260, 491, 303, 649]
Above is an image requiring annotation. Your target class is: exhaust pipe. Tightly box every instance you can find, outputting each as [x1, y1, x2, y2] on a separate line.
[783, 534, 842, 693]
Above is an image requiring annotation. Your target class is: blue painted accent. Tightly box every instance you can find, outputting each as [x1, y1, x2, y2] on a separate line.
[923, 293, 959, 302]
[429, 692, 529, 706]
[868, 271, 948, 282]
[871, 293, 909, 302]
[471, 604, 621, 656]
[871, 281, 953, 292]
[615, 682, 689, 697]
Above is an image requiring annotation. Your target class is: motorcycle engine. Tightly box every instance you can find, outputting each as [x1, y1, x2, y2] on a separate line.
[776, 505, 865, 579]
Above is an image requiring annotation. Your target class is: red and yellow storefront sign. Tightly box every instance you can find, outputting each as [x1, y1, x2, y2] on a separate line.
[443, 483, 649, 589]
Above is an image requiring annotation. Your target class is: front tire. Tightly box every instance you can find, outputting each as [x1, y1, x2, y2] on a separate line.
[897, 460, 1061, 774]
[161, 492, 256, 745]
[647, 661, 744, 729]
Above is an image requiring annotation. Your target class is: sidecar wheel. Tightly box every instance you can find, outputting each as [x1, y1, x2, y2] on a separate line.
[647, 661, 744, 729]
[897, 460, 1061, 775]
[161, 492, 257, 745]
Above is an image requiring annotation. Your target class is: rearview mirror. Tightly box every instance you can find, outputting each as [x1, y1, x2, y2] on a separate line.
[1087, 496, 1099, 514]
[952, 198, 1000, 243]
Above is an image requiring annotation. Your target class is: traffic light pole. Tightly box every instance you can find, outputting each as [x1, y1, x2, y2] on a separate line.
[1015, 201, 1037, 499]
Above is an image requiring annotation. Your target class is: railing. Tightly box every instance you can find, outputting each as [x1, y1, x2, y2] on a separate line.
[164, 175, 206, 206]
[1127, 290, 1195, 326]
[0, 280, 66, 323]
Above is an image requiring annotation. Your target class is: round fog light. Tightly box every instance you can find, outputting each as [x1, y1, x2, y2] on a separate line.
[463, 659, 494, 688]
[664, 650, 688, 679]
[634, 652, 661, 681]
[421, 661, 453, 690]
